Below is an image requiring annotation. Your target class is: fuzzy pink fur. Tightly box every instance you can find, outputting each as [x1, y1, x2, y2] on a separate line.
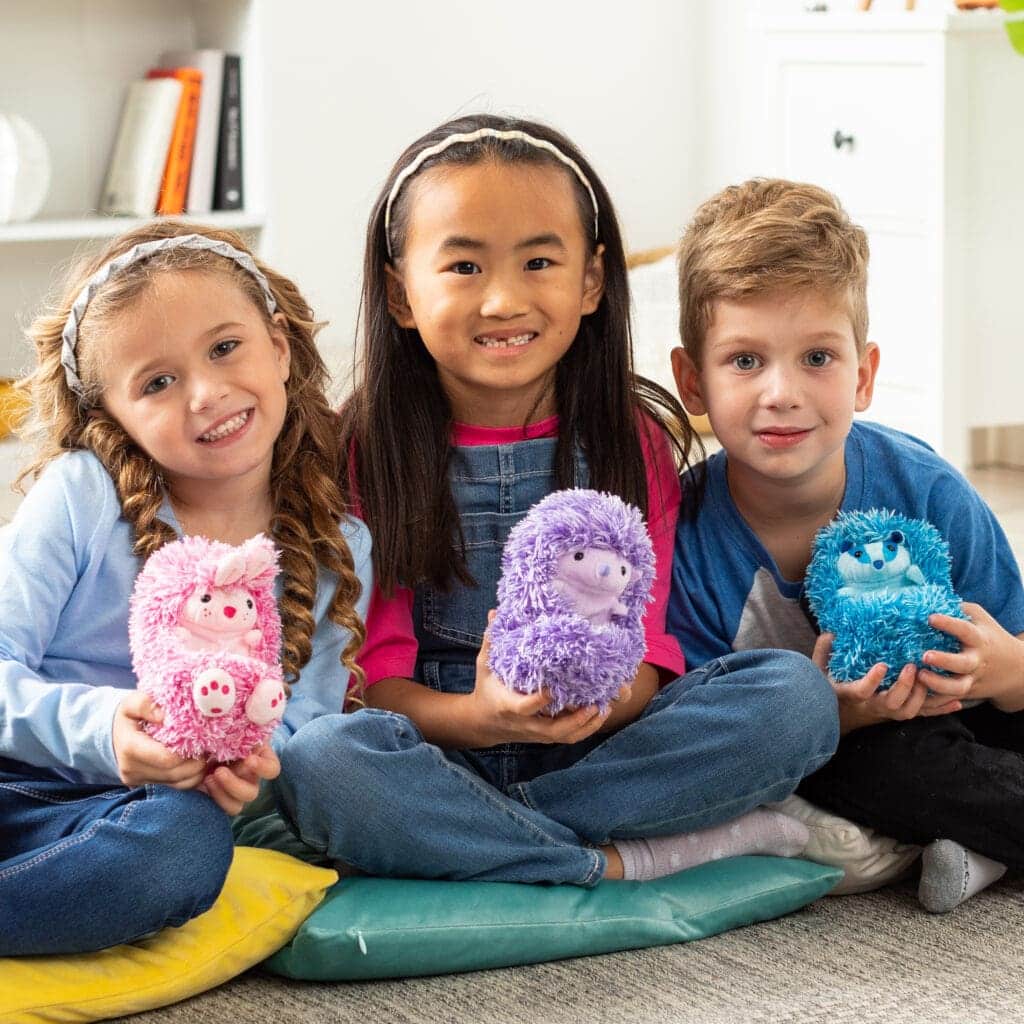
[129, 534, 286, 763]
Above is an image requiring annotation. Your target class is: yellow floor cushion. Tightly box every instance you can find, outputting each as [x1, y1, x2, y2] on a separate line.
[0, 846, 337, 1024]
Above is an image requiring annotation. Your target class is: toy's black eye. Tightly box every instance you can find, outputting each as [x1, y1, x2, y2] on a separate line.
[620, 566, 627, 576]
[854, 550, 862, 558]
[573, 551, 584, 561]
[886, 544, 895, 552]
[246, 599, 253, 609]
[200, 594, 211, 603]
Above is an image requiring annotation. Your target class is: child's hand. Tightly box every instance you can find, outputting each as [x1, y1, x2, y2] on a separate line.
[466, 622, 610, 746]
[112, 691, 207, 788]
[921, 602, 1024, 712]
[200, 743, 281, 816]
[812, 633, 962, 734]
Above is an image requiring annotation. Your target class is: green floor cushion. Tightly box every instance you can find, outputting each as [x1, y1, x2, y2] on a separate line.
[264, 855, 841, 981]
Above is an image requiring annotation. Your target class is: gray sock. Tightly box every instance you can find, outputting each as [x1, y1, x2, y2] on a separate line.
[917, 839, 1007, 914]
[615, 809, 809, 882]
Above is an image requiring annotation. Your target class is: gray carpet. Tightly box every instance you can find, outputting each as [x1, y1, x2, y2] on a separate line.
[109, 874, 1024, 1024]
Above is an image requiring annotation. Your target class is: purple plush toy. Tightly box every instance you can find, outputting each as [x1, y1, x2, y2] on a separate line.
[488, 489, 656, 713]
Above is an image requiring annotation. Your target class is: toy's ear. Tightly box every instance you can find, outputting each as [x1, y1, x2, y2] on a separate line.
[840, 540, 853, 553]
[889, 531, 904, 544]
[213, 551, 246, 587]
[243, 537, 277, 581]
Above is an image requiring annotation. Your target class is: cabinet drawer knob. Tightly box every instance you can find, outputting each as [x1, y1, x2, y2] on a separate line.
[833, 130, 855, 151]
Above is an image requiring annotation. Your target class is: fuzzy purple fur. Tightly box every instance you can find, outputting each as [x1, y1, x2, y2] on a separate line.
[488, 489, 655, 712]
[129, 534, 285, 763]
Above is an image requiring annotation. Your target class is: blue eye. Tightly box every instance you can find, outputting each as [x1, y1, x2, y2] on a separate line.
[806, 350, 832, 368]
[143, 374, 174, 395]
[525, 257, 552, 270]
[211, 339, 240, 358]
[451, 262, 480, 275]
[733, 354, 760, 371]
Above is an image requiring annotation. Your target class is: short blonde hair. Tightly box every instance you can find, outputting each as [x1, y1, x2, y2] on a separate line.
[677, 179, 869, 364]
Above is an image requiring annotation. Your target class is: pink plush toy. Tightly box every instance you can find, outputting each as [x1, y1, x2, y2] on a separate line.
[128, 533, 287, 763]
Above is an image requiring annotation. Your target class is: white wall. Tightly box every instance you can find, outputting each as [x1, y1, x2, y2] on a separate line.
[261, 0, 707, 385]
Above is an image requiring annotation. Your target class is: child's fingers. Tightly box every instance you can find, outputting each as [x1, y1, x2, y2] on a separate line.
[550, 705, 607, 744]
[123, 730, 204, 780]
[834, 663, 887, 701]
[211, 764, 259, 804]
[530, 703, 601, 744]
[898, 681, 929, 720]
[927, 612, 980, 644]
[119, 690, 165, 725]
[919, 696, 962, 717]
[880, 664, 918, 711]
[201, 773, 245, 816]
[811, 632, 834, 674]
[921, 647, 978, 676]
[914, 666, 974, 698]
[248, 745, 281, 781]
[511, 687, 554, 717]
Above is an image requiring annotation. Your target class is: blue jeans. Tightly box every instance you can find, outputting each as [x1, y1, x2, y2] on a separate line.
[0, 760, 234, 955]
[274, 649, 839, 886]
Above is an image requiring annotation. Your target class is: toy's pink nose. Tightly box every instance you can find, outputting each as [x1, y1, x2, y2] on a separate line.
[223, 606, 236, 618]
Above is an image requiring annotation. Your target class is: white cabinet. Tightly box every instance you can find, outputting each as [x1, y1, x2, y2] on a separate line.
[762, 11, 1024, 469]
[0, 0, 265, 378]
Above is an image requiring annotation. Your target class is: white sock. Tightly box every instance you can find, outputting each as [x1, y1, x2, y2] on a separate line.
[917, 839, 1007, 914]
[615, 808, 810, 882]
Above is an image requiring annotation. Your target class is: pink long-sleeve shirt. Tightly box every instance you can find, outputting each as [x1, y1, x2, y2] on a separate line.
[359, 414, 684, 688]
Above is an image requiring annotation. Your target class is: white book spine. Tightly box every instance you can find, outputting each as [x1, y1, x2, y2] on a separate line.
[100, 78, 183, 217]
[159, 49, 225, 215]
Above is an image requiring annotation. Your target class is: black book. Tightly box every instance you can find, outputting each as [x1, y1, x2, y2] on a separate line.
[213, 53, 243, 210]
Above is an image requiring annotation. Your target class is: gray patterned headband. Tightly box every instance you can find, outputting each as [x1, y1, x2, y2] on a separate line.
[383, 128, 600, 260]
[61, 234, 278, 397]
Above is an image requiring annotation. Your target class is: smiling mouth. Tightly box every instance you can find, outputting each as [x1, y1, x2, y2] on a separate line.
[474, 332, 537, 349]
[198, 409, 252, 443]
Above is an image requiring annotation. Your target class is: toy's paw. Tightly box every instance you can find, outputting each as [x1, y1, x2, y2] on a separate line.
[193, 668, 237, 717]
[245, 677, 286, 726]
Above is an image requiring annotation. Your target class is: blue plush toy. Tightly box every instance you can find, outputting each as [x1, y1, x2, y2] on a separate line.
[805, 508, 967, 689]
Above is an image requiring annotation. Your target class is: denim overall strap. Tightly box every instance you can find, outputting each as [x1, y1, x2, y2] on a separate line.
[414, 436, 588, 701]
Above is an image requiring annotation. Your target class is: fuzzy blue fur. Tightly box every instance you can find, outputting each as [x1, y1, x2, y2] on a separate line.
[805, 508, 965, 689]
[488, 489, 655, 712]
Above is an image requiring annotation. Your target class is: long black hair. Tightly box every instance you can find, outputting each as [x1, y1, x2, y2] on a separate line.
[339, 113, 700, 596]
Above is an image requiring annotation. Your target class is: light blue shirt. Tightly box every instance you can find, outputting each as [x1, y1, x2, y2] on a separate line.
[0, 450, 372, 785]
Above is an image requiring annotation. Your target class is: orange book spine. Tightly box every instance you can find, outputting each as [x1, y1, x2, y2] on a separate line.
[147, 67, 203, 215]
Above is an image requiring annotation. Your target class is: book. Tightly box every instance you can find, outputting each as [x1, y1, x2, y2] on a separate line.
[159, 49, 225, 214]
[213, 54, 243, 211]
[147, 66, 202, 216]
[99, 77, 183, 217]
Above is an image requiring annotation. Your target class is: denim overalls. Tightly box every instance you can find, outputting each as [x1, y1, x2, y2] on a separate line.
[275, 436, 840, 885]
[413, 437, 595, 791]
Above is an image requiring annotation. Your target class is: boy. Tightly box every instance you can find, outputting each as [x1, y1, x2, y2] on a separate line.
[667, 179, 1024, 913]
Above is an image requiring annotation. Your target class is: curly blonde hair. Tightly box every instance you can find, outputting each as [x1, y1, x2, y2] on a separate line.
[677, 178, 870, 366]
[15, 219, 366, 696]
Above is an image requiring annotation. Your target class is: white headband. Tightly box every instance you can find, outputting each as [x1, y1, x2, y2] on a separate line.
[61, 234, 278, 397]
[383, 128, 600, 260]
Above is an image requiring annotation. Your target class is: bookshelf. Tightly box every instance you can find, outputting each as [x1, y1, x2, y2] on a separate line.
[0, 0, 265, 378]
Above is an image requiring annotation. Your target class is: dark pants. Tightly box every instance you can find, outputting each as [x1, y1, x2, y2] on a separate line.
[798, 703, 1024, 869]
